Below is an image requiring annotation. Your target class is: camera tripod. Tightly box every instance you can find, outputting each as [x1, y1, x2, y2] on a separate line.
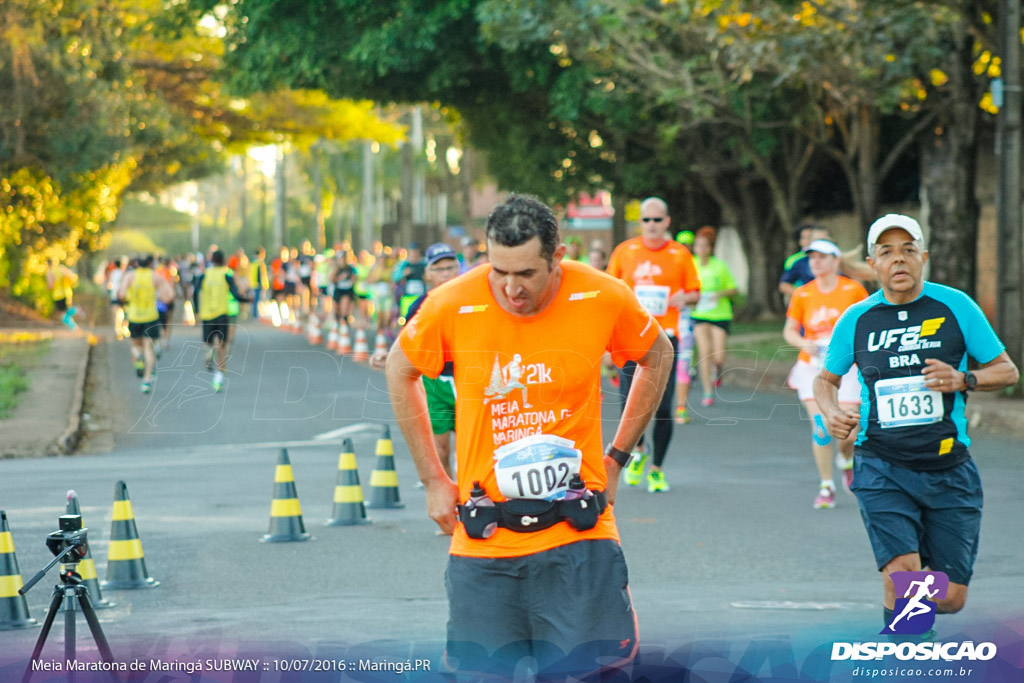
[20, 544, 115, 683]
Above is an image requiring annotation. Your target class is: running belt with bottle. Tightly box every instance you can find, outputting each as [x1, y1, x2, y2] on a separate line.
[459, 434, 607, 539]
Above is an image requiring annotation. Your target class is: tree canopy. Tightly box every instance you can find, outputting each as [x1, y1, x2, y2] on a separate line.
[0, 0, 402, 309]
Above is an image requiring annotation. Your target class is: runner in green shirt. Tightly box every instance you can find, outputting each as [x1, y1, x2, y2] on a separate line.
[691, 227, 739, 407]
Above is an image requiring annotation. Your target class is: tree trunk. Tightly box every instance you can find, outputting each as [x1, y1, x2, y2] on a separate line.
[855, 104, 881, 233]
[701, 173, 786, 318]
[611, 135, 628, 247]
[920, 22, 979, 295]
[460, 147, 474, 234]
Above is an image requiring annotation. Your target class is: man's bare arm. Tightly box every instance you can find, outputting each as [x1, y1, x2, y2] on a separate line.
[385, 343, 459, 533]
[604, 330, 674, 504]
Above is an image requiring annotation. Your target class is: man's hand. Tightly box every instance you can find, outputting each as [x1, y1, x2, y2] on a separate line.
[669, 290, 698, 309]
[369, 350, 388, 370]
[824, 406, 860, 440]
[424, 477, 460, 535]
[603, 456, 622, 506]
[601, 351, 616, 374]
[921, 357, 966, 392]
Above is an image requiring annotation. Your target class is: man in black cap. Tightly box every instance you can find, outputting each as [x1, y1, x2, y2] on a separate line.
[374, 242, 461, 479]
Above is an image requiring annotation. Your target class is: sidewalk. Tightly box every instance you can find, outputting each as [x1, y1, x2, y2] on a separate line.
[0, 328, 93, 458]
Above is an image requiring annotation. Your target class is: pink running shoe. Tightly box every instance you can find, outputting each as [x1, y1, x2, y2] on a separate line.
[837, 454, 854, 493]
[813, 486, 836, 509]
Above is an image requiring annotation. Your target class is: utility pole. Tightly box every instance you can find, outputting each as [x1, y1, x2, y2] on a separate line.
[996, 0, 1023, 393]
[311, 141, 325, 251]
[274, 145, 287, 251]
[361, 140, 375, 251]
[239, 155, 249, 253]
[191, 182, 201, 253]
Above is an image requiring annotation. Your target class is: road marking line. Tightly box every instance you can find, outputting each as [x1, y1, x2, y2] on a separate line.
[730, 601, 875, 611]
[313, 423, 381, 441]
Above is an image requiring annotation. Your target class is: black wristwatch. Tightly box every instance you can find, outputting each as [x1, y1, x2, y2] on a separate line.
[963, 371, 978, 392]
[605, 444, 633, 468]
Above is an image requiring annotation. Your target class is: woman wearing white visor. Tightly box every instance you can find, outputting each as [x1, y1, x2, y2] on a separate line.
[783, 239, 868, 509]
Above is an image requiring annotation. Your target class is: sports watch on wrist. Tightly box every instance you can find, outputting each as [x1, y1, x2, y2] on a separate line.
[605, 444, 633, 468]
[963, 371, 978, 392]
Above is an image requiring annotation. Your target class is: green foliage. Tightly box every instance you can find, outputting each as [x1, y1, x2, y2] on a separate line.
[0, 339, 48, 419]
[0, 364, 30, 419]
[0, 0, 404, 310]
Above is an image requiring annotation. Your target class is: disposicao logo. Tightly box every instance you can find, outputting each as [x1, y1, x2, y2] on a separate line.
[882, 571, 948, 635]
[830, 571, 998, 663]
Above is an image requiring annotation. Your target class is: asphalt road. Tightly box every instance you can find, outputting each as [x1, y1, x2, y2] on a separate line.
[2, 319, 1022, 680]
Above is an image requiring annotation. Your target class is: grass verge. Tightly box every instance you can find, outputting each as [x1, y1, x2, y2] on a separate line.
[0, 333, 52, 418]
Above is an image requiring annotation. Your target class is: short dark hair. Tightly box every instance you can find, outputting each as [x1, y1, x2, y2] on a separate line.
[140, 254, 155, 268]
[793, 223, 822, 241]
[211, 249, 225, 266]
[485, 194, 560, 263]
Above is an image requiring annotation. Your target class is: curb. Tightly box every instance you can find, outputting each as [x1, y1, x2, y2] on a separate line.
[57, 335, 94, 455]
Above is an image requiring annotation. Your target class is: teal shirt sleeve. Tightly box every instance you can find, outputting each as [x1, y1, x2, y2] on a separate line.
[939, 284, 1005, 364]
[824, 306, 858, 376]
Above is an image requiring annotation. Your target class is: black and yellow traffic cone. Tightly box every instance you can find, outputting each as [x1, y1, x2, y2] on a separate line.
[261, 449, 311, 542]
[102, 481, 159, 589]
[0, 510, 37, 630]
[62, 490, 115, 609]
[326, 438, 371, 526]
[367, 425, 404, 509]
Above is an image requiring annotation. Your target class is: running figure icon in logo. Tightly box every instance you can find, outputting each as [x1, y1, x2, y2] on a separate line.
[483, 354, 533, 408]
[881, 571, 949, 635]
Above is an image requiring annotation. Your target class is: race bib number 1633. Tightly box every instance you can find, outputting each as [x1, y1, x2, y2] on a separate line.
[874, 376, 943, 429]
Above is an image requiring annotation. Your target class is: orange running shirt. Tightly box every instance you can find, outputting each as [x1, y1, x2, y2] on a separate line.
[606, 237, 701, 333]
[398, 260, 660, 558]
[786, 276, 869, 364]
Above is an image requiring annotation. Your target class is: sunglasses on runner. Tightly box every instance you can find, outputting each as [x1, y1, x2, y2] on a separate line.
[641, 217, 665, 223]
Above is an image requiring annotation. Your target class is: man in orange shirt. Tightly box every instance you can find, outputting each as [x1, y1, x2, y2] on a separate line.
[386, 194, 673, 676]
[606, 197, 701, 492]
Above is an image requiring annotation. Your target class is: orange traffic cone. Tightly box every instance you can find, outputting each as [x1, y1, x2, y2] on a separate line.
[373, 331, 389, 355]
[261, 449, 311, 542]
[352, 328, 370, 362]
[337, 324, 353, 356]
[0, 510, 36, 630]
[325, 318, 338, 351]
[326, 438, 371, 526]
[102, 481, 159, 589]
[367, 425, 404, 509]
[306, 314, 318, 344]
[62, 491, 114, 609]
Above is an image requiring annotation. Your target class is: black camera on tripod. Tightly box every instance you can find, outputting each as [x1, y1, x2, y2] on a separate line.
[20, 513, 115, 681]
[44, 514, 89, 564]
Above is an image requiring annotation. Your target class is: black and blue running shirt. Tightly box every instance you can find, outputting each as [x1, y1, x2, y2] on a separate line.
[824, 282, 1005, 471]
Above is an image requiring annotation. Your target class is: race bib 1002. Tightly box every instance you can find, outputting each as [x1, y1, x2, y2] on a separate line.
[634, 284, 671, 317]
[874, 375, 943, 429]
[493, 434, 583, 501]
